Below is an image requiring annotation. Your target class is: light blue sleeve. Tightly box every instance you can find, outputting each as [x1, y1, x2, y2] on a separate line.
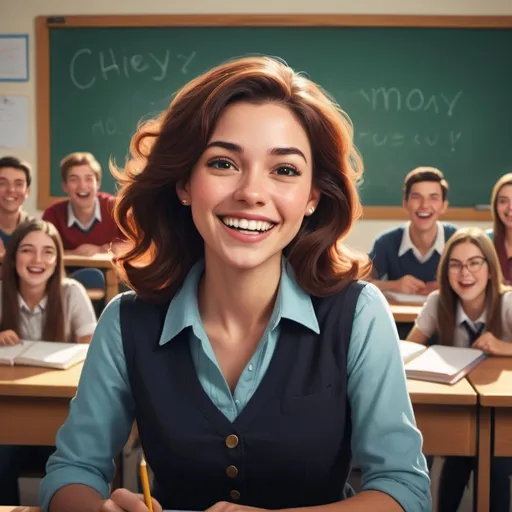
[39, 296, 135, 511]
[347, 283, 431, 512]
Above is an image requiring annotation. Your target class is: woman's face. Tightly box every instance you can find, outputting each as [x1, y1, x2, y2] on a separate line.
[496, 184, 512, 230]
[16, 230, 58, 289]
[179, 101, 319, 272]
[447, 241, 489, 305]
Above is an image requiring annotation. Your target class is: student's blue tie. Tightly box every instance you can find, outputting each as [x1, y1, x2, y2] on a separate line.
[461, 320, 485, 344]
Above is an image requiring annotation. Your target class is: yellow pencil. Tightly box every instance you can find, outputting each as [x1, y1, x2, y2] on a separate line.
[139, 456, 154, 512]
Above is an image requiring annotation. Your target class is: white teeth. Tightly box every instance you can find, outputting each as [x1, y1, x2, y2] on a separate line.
[5, 197, 15, 201]
[77, 192, 89, 197]
[27, 267, 44, 273]
[221, 217, 275, 232]
[417, 212, 431, 218]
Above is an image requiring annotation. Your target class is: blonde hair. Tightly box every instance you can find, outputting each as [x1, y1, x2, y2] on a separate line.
[491, 173, 512, 245]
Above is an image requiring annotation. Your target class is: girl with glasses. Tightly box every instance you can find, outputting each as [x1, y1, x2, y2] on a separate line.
[407, 226, 512, 511]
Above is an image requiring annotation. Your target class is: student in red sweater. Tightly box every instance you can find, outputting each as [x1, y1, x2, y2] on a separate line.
[43, 152, 122, 255]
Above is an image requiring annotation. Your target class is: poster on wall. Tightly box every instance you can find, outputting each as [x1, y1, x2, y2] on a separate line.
[0, 35, 29, 81]
[0, 95, 29, 148]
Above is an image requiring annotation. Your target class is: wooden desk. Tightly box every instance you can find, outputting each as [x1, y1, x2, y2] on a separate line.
[63, 253, 120, 303]
[389, 303, 423, 323]
[0, 364, 82, 445]
[408, 378, 478, 456]
[0, 508, 41, 511]
[468, 358, 512, 512]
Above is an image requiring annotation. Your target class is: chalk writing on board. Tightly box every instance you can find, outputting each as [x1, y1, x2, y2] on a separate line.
[92, 117, 117, 136]
[356, 88, 462, 116]
[70, 48, 181, 90]
[177, 52, 196, 74]
[357, 130, 462, 151]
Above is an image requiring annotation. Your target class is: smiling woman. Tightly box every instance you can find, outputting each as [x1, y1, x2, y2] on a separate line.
[0, 218, 98, 505]
[40, 56, 431, 512]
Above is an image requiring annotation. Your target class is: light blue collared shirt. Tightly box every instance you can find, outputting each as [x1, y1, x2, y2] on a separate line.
[67, 197, 101, 231]
[40, 261, 431, 511]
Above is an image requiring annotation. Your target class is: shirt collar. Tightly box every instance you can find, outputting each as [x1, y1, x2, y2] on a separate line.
[67, 197, 102, 229]
[456, 301, 486, 328]
[158, 258, 320, 346]
[398, 221, 445, 260]
[18, 293, 47, 313]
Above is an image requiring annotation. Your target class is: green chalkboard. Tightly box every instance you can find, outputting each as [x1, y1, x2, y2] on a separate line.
[44, 20, 512, 211]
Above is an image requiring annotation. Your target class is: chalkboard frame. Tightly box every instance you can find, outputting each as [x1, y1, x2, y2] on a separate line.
[36, 14, 512, 220]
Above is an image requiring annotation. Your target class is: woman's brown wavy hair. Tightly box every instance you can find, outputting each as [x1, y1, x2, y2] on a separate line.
[436, 227, 507, 345]
[1, 219, 65, 341]
[113, 56, 371, 302]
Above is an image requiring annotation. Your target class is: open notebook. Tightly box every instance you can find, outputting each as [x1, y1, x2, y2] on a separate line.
[0, 341, 88, 370]
[384, 291, 427, 304]
[399, 340, 486, 385]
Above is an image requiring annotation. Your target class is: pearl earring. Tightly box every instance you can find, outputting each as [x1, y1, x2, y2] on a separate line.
[308, 207, 315, 215]
[181, 199, 188, 205]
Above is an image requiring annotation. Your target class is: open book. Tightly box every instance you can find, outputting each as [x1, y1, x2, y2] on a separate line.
[0, 341, 88, 370]
[399, 340, 486, 385]
[384, 291, 427, 304]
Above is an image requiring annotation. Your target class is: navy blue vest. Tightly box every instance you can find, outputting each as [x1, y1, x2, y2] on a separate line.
[121, 281, 366, 510]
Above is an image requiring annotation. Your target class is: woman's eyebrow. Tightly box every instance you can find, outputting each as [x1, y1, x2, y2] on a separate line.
[206, 140, 307, 163]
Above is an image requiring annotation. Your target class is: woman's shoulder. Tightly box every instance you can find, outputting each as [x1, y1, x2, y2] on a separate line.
[63, 276, 88, 295]
[333, 280, 389, 316]
[500, 290, 512, 307]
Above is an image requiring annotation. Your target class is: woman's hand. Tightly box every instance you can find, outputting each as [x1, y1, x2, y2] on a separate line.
[206, 502, 267, 512]
[473, 332, 512, 356]
[99, 489, 163, 512]
[0, 329, 20, 346]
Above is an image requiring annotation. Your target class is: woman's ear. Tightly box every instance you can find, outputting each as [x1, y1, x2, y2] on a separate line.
[305, 187, 320, 216]
[176, 180, 191, 205]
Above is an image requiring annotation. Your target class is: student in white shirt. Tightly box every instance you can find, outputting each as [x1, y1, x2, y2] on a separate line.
[407, 226, 512, 512]
[0, 219, 97, 505]
[0, 219, 97, 346]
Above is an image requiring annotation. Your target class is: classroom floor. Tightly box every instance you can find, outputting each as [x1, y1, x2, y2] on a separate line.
[19, 456, 474, 511]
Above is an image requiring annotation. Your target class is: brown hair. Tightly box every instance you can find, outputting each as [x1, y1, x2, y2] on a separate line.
[436, 227, 507, 345]
[0, 156, 32, 187]
[113, 56, 371, 302]
[60, 152, 102, 182]
[491, 173, 512, 250]
[403, 166, 449, 201]
[1, 219, 66, 341]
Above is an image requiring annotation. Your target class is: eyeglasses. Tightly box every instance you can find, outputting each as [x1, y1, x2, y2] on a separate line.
[448, 256, 487, 274]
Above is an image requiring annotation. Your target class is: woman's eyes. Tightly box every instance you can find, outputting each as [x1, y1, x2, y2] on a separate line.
[207, 159, 300, 177]
[207, 159, 235, 170]
[275, 166, 300, 177]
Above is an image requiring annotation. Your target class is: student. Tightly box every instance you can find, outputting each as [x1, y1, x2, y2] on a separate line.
[40, 56, 430, 512]
[0, 156, 32, 256]
[489, 173, 512, 284]
[369, 167, 457, 295]
[407, 227, 512, 512]
[42, 152, 122, 256]
[0, 219, 97, 504]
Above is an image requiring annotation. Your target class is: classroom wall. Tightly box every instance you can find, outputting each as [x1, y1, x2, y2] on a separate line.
[2, 0, 511, 252]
